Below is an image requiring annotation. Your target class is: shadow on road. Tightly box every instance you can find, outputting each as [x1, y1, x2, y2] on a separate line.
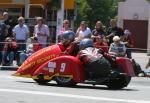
[16, 81, 138, 91]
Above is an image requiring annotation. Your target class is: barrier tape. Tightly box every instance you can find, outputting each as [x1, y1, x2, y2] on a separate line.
[0, 66, 18, 68]
[0, 42, 53, 45]
[0, 42, 149, 51]
[0, 42, 149, 69]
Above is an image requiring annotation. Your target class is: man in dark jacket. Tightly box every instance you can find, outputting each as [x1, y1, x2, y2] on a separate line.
[106, 19, 124, 44]
[0, 22, 8, 64]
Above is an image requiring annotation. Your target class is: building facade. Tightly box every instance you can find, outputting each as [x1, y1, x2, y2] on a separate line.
[118, 0, 150, 55]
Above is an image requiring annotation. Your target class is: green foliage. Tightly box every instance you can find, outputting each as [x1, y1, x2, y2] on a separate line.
[75, 0, 125, 29]
[147, 0, 150, 2]
[47, 0, 61, 10]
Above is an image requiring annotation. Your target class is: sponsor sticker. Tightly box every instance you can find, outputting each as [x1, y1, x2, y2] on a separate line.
[48, 62, 56, 68]
[47, 62, 56, 73]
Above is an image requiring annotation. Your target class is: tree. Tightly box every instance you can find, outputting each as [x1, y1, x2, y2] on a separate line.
[75, 0, 125, 29]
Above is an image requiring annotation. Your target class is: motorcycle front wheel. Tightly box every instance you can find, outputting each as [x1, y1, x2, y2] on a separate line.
[55, 76, 77, 87]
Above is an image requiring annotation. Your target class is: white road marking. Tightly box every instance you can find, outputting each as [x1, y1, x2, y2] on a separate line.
[0, 88, 149, 103]
[129, 85, 150, 89]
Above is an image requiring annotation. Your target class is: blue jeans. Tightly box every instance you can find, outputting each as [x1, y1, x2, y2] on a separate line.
[17, 40, 26, 51]
[19, 52, 33, 65]
[126, 49, 132, 59]
[2, 51, 14, 65]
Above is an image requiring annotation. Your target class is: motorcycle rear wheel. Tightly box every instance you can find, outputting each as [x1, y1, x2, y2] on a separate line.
[107, 75, 131, 89]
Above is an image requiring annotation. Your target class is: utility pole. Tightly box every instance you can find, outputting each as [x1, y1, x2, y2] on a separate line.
[24, 0, 30, 19]
[56, 0, 64, 43]
[147, 6, 150, 55]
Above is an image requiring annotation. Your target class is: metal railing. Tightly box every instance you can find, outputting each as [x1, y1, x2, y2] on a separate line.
[0, 41, 149, 70]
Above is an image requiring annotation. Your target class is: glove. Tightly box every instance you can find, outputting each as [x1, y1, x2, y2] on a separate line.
[111, 55, 116, 62]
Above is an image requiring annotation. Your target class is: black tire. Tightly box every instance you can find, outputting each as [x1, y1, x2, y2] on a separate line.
[34, 79, 50, 85]
[107, 75, 131, 89]
[33, 73, 50, 85]
[55, 76, 77, 87]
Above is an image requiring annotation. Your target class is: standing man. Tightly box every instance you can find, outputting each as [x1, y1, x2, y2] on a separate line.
[33, 17, 50, 48]
[0, 19, 8, 64]
[106, 19, 124, 45]
[3, 12, 13, 37]
[13, 17, 29, 51]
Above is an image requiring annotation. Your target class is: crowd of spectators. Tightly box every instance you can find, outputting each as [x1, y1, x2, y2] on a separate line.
[72, 19, 133, 59]
[0, 11, 146, 69]
[0, 12, 50, 66]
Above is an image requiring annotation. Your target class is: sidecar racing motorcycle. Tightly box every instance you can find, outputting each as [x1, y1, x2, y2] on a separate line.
[13, 44, 135, 89]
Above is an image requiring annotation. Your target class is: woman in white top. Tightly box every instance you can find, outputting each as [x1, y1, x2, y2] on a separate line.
[76, 21, 91, 40]
[34, 17, 50, 48]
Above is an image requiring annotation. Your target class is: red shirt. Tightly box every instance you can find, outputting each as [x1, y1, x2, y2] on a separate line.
[33, 44, 42, 52]
[94, 42, 109, 53]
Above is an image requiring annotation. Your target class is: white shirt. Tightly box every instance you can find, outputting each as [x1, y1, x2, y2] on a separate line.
[78, 27, 91, 39]
[13, 24, 29, 40]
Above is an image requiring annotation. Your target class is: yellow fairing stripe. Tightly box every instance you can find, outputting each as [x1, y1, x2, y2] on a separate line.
[13, 73, 73, 81]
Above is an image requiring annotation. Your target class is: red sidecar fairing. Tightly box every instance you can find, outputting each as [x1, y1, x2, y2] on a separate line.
[33, 56, 85, 83]
[116, 57, 135, 76]
[13, 45, 62, 78]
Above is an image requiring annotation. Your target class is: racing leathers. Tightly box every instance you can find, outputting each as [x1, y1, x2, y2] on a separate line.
[78, 47, 112, 78]
[58, 41, 80, 56]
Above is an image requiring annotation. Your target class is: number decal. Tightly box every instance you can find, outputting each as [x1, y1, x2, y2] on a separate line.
[60, 63, 66, 72]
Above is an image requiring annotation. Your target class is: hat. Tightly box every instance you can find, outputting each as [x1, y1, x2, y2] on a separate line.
[113, 36, 120, 42]
[80, 21, 86, 25]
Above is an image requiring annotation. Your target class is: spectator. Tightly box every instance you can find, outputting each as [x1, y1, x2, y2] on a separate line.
[18, 36, 42, 65]
[76, 21, 91, 40]
[109, 36, 126, 57]
[58, 19, 71, 42]
[13, 16, 29, 51]
[123, 29, 134, 59]
[34, 17, 50, 48]
[0, 21, 8, 64]
[92, 21, 106, 37]
[2, 37, 17, 66]
[3, 12, 13, 37]
[146, 58, 150, 69]
[93, 36, 109, 53]
[106, 19, 124, 44]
